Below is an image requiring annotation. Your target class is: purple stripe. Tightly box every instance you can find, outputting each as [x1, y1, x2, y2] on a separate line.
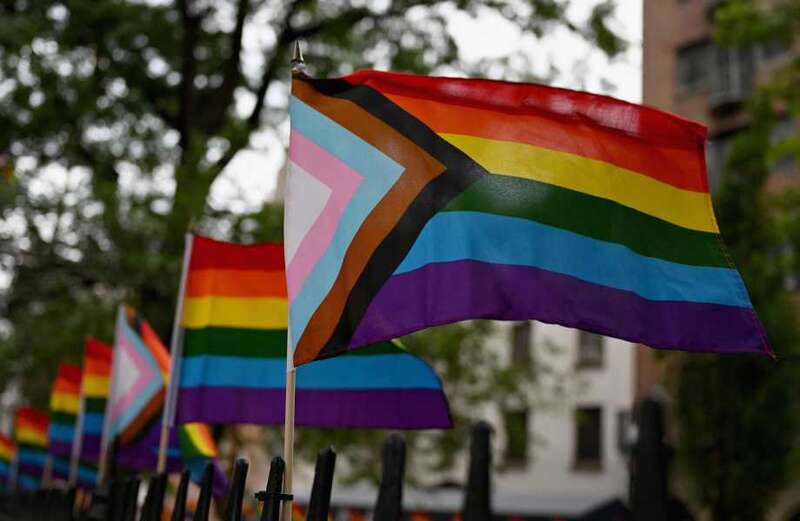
[17, 463, 44, 479]
[350, 260, 768, 355]
[177, 388, 452, 429]
[81, 435, 101, 462]
[49, 441, 72, 458]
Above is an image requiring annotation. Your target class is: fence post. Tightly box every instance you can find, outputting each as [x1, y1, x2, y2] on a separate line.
[170, 470, 191, 521]
[122, 477, 141, 521]
[193, 463, 215, 521]
[306, 447, 336, 521]
[139, 472, 167, 521]
[631, 394, 669, 521]
[256, 456, 286, 521]
[373, 434, 406, 521]
[223, 458, 249, 521]
[463, 421, 492, 521]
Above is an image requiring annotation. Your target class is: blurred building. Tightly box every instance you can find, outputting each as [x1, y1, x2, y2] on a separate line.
[640, 0, 798, 396]
[642, 0, 799, 517]
[478, 323, 636, 512]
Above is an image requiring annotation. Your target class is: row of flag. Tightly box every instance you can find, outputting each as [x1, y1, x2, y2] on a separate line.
[0, 66, 772, 493]
[0, 234, 453, 493]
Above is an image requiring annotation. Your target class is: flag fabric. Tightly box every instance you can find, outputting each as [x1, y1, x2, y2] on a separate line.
[15, 407, 48, 490]
[74, 337, 112, 487]
[48, 362, 82, 481]
[285, 70, 769, 366]
[175, 235, 451, 429]
[104, 306, 169, 446]
[116, 421, 228, 497]
[0, 434, 15, 490]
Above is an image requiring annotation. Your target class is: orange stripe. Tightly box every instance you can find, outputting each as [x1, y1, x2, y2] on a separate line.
[186, 269, 287, 298]
[384, 92, 707, 193]
[52, 380, 81, 395]
[83, 358, 111, 377]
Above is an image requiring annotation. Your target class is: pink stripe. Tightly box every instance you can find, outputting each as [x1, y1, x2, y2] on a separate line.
[110, 331, 155, 422]
[286, 130, 363, 299]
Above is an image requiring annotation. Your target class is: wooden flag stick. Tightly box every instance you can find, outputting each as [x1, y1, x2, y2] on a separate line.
[281, 39, 306, 521]
[158, 232, 195, 473]
[97, 305, 126, 485]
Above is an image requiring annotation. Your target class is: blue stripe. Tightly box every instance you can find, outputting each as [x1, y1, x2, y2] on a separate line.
[395, 211, 751, 308]
[0, 461, 9, 474]
[17, 475, 39, 490]
[288, 97, 404, 351]
[48, 423, 75, 443]
[17, 450, 47, 467]
[77, 465, 97, 485]
[180, 354, 442, 390]
[52, 457, 70, 475]
[83, 413, 104, 434]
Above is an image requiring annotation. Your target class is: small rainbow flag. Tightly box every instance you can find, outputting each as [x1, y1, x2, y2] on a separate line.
[174, 235, 451, 429]
[48, 362, 82, 482]
[0, 434, 15, 489]
[15, 407, 49, 490]
[75, 337, 112, 487]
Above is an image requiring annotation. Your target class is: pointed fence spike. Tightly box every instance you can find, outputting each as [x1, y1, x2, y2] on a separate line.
[373, 433, 406, 521]
[463, 421, 492, 521]
[108, 478, 128, 521]
[170, 470, 191, 521]
[223, 458, 249, 521]
[193, 463, 215, 521]
[631, 394, 669, 521]
[306, 447, 337, 521]
[139, 473, 167, 521]
[256, 456, 285, 521]
[123, 477, 141, 521]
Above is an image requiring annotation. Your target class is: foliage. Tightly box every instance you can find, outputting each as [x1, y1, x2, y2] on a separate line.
[0, 0, 623, 477]
[673, 3, 800, 518]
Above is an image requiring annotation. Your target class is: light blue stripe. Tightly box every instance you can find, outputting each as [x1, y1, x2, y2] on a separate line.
[395, 212, 751, 308]
[288, 97, 404, 350]
[77, 465, 97, 485]
[48, 423, 75, 442]
[112, 319, 165, 437]
[180, 354, 442, 390]
[52, 457, 70, 475]
[0, 461, 9, 474]
[83, 413, 104, 434]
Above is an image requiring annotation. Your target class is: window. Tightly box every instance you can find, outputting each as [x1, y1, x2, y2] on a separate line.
[510, 321, 532, 365]
[504, 409, 528, 466]
[576, 330, 603, 368]
[677, 41, 711, 92]
[710, 46, 754, 110]
[758, 39, 790, 65]
[574, 407, 603, 469]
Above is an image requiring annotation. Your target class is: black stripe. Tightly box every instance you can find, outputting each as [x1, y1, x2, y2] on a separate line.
[298, 77, 488, 360]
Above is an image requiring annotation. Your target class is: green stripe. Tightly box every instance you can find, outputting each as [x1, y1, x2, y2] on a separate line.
[342, 340, 403, 356]
[183, 327, 287, 358]
[84, 398, 106, 414]
[49, 412, 76, 425]
[444, 174, 728, 268]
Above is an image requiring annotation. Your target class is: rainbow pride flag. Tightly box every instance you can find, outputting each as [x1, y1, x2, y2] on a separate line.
[284, 70, 769, 366]
[15, 407, 48, 490]
[104, 305, 169, 447]
[48, 362, 82, 482]
[0, 434, 15, 490]
[174, 235, 451, 428]
[74, 337, 112, 486]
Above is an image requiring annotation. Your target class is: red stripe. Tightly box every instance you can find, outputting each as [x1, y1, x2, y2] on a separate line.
[56, 363, 82, 385]
[85, 337, 112, 363]
[189, 235, 284, 272]
[341, 70, 709, 193]
[16, 407, 49, 431]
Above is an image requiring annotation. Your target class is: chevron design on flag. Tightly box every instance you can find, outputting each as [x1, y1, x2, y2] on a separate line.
[107, 306, 166, 443]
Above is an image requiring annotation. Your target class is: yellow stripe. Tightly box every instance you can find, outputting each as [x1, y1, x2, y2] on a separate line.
[16, 428, 47, 448]
[49, 393, 80, 415]
[83, 375, 109, 397]
[0, 445, 14, 461]
[183, 423, 217, 457]
[182, 296, 289, 329]
[440, 133, 718, 233]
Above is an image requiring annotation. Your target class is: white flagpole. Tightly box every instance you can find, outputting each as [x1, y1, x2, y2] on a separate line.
[97, 305, 125, 485]
[282, 40, 305, 521]
[67, 377, 86, 486]
[158, 232, 195, 474]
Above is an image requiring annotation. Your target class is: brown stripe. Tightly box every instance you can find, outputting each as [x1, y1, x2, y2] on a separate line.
[291, 80, 446, 363]
[118, 389, 164, 445]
